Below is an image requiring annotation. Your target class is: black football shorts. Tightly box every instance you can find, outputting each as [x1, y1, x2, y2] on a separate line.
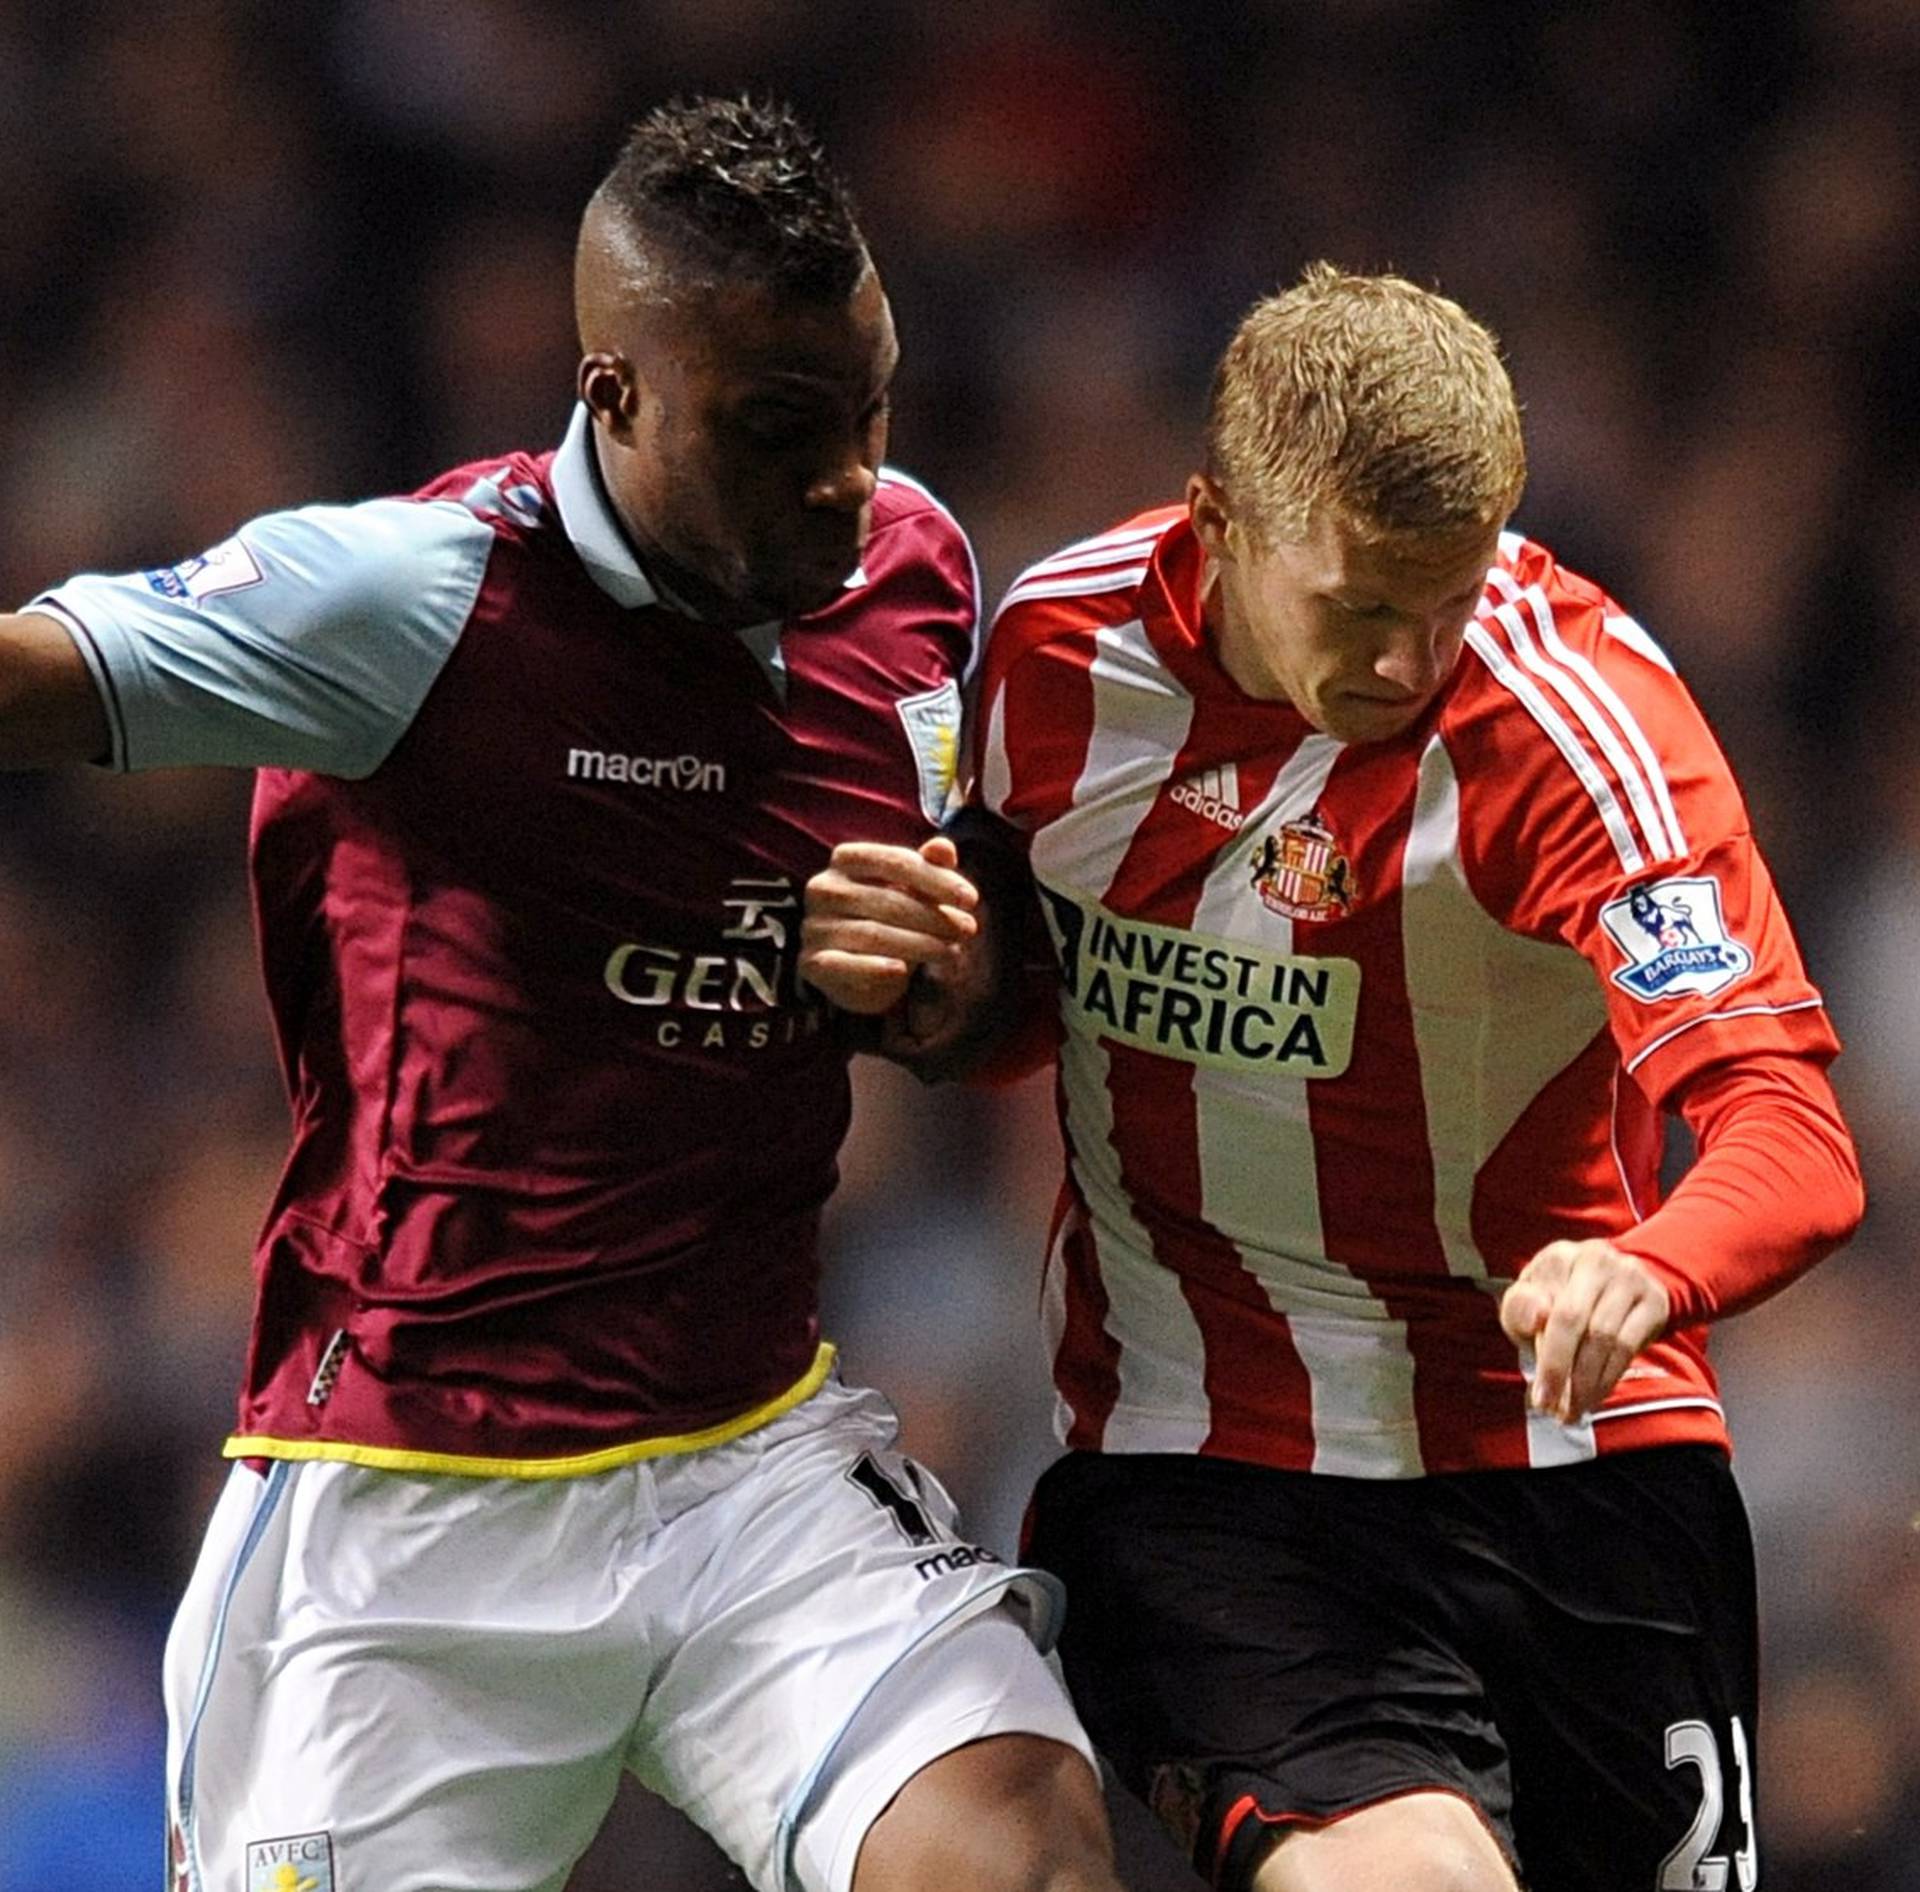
[1026, 1445, 1759, 1892]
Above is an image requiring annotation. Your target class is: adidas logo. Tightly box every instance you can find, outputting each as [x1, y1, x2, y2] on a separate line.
[1169, 766, 1244, 832]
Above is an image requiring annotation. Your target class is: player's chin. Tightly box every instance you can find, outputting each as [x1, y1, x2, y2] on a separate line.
[762, 554, 864, 619]
[1322, 694, 1428, 743]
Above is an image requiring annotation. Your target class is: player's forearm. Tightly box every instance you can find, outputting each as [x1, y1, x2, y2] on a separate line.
[0, 611, 111, 767]
[1617, 1053, 1865, 1325]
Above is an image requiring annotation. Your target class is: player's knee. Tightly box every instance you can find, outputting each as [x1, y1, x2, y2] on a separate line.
[1249, 1790, 1517, 1892]
[988, 1822, 1124, 1892]
[854, 1733, 1121, 1892]
[1004, 1766, 1123, 1892]
[949, 1738, 1121, 1892]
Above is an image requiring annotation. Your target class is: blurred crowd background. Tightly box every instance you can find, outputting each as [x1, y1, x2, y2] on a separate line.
[1, 1, 1916, 1887]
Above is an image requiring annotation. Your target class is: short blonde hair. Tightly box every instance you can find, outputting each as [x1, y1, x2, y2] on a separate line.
[1205, 263, 1526, 545]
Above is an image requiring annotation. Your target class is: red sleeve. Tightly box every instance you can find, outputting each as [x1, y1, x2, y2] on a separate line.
[974, 597, 1101, 836]
[1454, 541, 1840, 1111]
[943, 806, 1063, 1087]
[962, 543, 1156, 1076]
[1617, 1052, 1864, 1324]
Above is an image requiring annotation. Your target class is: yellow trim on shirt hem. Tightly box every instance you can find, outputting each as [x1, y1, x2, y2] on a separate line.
[220, 1341, 837, 1480]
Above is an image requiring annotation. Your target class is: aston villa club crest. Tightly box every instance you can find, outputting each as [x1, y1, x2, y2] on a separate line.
[245, 1832, 335, 1892]
[1249, 811, 1355, 921]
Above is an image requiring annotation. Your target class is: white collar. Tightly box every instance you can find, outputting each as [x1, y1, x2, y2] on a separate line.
[550, 403, 791, 690]
[550, 402, 665, 611]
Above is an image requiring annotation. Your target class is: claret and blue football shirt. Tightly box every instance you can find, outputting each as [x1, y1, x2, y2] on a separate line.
[31, 407, 976, 1474]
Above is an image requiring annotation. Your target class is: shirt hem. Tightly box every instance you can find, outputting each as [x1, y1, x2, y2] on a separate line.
[1063, 1393, 1731, 1476]
[222, 1340, 837, 1479]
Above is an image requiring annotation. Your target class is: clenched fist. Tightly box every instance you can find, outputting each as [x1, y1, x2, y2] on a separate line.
[1499, 1240, 1671, 1424]
[800, 836, 980, 1015]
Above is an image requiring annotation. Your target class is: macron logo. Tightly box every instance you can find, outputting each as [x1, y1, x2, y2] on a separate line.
[566, 748, 727, 793]
[1169, 765, 1243, 832]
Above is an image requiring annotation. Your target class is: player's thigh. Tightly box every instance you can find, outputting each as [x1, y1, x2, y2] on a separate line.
[1478, 1446, 1761, 1892]
[1250, 1791, 1518, 1892]
[1024, 1451, 1520, 1891]
[631, 1379, 1090, 1892]
[165, 1460, 641, 1892]
[842, 1621, 1115, 1892]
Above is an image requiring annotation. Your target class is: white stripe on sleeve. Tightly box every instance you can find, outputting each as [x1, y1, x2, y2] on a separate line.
[1465, 622, 1647, 874]
[1488, 571, 1687, 861]
[997, 564, 1150, 614]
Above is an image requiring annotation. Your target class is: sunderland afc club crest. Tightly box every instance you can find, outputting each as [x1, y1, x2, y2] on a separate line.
[1600, 874, 1754, 1002]
[1249, 811, 1355, 922]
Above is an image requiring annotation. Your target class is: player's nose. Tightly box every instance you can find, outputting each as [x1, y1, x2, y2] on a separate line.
[803, 456, 878, 514]
[1375, 621, 1450, 695]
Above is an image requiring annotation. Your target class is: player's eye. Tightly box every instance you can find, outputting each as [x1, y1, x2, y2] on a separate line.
[732, 406, 822, 448]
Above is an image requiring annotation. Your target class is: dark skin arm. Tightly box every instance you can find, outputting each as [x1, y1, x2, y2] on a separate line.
[0, 612, 110, 767]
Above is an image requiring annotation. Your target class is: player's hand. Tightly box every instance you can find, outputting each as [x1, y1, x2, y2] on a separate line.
[1499, 1240, 1671, 1424]
[801, 837, 980, 1015]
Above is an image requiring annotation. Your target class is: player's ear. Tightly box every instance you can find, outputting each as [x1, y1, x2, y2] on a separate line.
[1188, 474, 1238, 563]
[579, 353, 638, 433]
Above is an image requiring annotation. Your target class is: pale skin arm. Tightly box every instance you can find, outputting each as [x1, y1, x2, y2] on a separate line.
[802, 837, 1007, 1071]
[801, 837, 978, 1011]
[1499, 1240, 1671, 1424]
[0, 612, 111, 767]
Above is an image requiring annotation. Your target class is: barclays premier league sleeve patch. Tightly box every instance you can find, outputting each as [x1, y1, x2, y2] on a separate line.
[144, 535, 265, 603]
[1600, 874, 1754, 1002]
[896, 677, 962, 824]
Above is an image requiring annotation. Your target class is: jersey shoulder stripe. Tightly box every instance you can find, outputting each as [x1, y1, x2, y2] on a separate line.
[1479, 569, 1686, 864]
[1001, 510, 1180, 583]
[1503, 539, 1682, 677]
[997, 512, 1181, 620]
[1461, 537, 1689, 874]
[999, 563, 1152, 613]
[1014, 541, 1163, 583]
[1490, 567, 1686, 858]
[1024, 512, 1179, 570]
[1462, 619, 1650, 873]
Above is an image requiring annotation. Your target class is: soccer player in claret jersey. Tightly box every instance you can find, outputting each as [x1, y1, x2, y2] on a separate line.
[0, 97, 1125, 1892]
[802, 265, 1865, 1892]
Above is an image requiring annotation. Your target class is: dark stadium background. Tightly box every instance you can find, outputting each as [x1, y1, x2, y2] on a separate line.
[1, 3, 1916, 1887]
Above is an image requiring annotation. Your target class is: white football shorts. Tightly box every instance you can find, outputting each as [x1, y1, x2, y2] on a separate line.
[163, 1375, 1093, 1892]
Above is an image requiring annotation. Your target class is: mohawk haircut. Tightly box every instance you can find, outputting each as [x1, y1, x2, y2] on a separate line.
[593, 96, 868, 301]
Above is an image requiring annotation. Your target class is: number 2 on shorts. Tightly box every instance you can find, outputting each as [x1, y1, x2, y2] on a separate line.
[1660, 1716, 1757, 1892]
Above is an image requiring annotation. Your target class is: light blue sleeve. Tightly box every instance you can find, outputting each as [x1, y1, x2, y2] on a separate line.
[30, 496, 496, 777]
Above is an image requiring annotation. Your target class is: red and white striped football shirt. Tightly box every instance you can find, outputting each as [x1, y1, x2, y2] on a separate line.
[978, 509, 1840, 1476]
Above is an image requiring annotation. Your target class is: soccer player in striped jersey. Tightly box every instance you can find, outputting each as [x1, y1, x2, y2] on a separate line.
[802, 265, 1864, 1892]
[0, 97, 1122, 1892]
